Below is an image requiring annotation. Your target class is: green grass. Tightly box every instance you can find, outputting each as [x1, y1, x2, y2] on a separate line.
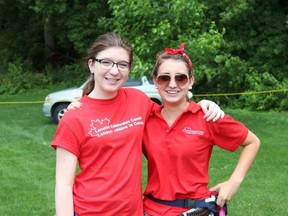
[208, 109, 288, 215]
[0, 92, 287, 215]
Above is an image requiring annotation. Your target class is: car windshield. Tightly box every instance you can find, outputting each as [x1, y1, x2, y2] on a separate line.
[148, 79, 154, 85]
[123, 78, 142, 87]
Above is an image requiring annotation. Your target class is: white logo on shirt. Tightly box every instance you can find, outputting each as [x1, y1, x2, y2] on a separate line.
[88, 116, 144, 137]
[183, 127, 204, 135]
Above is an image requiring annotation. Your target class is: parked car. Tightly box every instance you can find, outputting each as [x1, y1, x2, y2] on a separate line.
[43, 76, 162, 124]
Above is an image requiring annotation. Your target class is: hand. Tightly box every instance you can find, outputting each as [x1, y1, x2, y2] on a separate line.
[209, 180, 240, 207]
[198, 100, 224, 122]
[67, 100, 83, 110]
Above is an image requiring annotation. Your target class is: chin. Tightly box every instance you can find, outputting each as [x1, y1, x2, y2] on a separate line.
[165, 95, 188, 103]
[163, 98, 181, 103]
[104, 84, 121, 93]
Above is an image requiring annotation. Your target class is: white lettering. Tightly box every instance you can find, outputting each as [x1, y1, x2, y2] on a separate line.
[114, 125, 128, 132]
[131, 116, 142, 122]
[98, 130, 113, 137]
[133, 121, 144, 126]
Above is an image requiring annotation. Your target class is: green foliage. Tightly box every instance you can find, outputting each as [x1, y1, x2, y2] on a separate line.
[47, 1, 110, 55]
[100, 0, 209, 75]
[0, 0, 287, 110]
[238, 71, 288, 111]
[46, 62, 88, 87]
[210, 0, 288, 81]
[0, 0, 44, 69]
[0, 59, 51, 94]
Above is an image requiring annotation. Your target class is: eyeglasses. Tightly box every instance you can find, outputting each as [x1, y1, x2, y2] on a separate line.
[156, 74, 189, 87]
[92, 58, 130, 71]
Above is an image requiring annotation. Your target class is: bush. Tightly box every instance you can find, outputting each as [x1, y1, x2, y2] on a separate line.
[0, 60, 90, 95]
[0, 58, 52, 94]
[237, 70, 288, 111]
[46, 62, 88, 87]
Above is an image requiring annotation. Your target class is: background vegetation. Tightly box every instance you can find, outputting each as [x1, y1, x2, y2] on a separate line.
[0, 0, 287, 111]
[0, 91, 287, 215]
[0, 1, 287, 214]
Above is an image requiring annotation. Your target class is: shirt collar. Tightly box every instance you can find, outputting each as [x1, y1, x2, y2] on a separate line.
[151, 100, 202, 117]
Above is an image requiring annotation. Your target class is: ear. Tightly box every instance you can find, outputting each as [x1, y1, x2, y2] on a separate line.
[189, 76, 195, 88]
[88, 59, 95, 74]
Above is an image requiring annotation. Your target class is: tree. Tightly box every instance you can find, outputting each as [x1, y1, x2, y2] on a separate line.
[29, 0, 111, 67]
[0, 0, 44, 71]
[0, 0, 287, 110]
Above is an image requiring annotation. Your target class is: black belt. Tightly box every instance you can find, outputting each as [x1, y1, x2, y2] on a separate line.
[146, 194, 221, 215]
[147, 194, 201, 208]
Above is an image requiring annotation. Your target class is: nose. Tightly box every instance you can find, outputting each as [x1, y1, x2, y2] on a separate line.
[109, 63, 120, 74]
[168, 77, 177, 88]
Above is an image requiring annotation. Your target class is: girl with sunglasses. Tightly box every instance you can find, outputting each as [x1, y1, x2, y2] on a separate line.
[51, 33, 224, 216]
[142, 43, 260, 216]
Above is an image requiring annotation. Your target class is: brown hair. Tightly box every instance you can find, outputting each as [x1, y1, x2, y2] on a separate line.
[151, 51, 193, 78]
[83, 32, 133, 95]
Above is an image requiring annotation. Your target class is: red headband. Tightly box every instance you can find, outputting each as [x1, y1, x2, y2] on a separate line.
[165, 42, 193, 72]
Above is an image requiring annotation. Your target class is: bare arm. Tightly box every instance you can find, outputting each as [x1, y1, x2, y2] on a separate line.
[55, 147, 77, 216]
[209, 130, 260, 207]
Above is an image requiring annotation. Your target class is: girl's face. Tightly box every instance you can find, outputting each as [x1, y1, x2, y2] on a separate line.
[153, 59, 194, 105]
[88, 46, 130, 99]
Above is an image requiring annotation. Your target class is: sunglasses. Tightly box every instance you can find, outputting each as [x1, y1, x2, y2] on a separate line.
[156, 74, 189, 87]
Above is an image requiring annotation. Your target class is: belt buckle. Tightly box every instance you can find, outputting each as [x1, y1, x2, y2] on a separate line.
[184, 199, 196, 208]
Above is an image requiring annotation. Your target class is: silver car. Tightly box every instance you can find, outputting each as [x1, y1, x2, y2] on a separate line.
[43, 76, 162, 123]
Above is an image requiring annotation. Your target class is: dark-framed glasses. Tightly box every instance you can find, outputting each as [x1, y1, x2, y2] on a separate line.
[92, 58, 130, 71]
[156, 74, 189, 87]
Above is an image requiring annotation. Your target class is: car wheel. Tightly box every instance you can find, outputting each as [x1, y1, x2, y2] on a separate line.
[52, 103, 69, 124]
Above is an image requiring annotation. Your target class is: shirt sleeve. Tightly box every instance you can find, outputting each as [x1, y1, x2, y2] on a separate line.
[207, 114, 249, 152]
[51, 117, 81, 157]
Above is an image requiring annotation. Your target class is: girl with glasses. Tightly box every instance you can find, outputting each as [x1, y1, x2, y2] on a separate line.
[142, 43, 260, 216]
[51, 32, 224, 216]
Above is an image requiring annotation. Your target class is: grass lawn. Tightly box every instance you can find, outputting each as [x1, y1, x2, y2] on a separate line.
[0, 91, 287, 215]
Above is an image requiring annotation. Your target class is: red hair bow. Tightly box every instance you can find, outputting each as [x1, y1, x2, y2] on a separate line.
[165, 42, 193, 72]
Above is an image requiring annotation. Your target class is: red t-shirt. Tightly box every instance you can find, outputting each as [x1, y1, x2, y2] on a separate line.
[51, 88, 155, 216]
[143, 101, 248, 214]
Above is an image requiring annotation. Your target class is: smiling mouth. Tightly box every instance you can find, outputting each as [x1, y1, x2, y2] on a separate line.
[166, 90, 179, 94]
[105, 77, 120, 83]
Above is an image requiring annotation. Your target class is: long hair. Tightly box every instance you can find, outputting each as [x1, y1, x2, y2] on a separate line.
[83, 32, 133, 95]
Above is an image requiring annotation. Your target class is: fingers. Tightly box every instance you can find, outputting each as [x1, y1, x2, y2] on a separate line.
[204, 105, 225, 122]
[198, 100, 225, 122]
[67, 103, 74, 110]
[204, 104, 219, 121]
[210, 183, 226, 207]
[199, 100, 209, 114]
[67, 101, 83, 110]
[216, 196, 226, 207]
[212, 110, 225, 122]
